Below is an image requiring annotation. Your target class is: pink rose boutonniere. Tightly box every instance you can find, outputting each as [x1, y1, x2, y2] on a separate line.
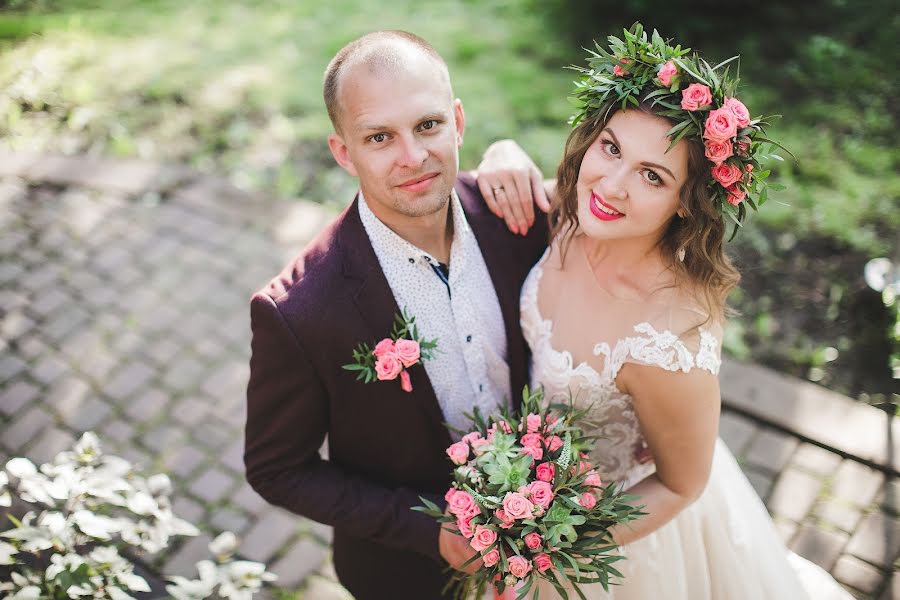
[342, 308, 438, 393]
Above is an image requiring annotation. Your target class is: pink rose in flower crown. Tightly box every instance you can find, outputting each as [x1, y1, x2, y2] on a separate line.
[726, 185, 747, 206]
[711, 163, 744, 188]
[579, 492, 598, 509]
[374, 355, 402, 381]
[394, 338, 421, 368]
[704, 107, 739, 142]
[534, 553, 553, 573]
[470, 525, 499, 552]
[399, 370, 412, 392]
[657, 60, 678, 86]
[525, 413, 542, 434]
[724, 97, 751, 128]
[527, 481, 555, 509]
[447, 489, 478, 517]
[482, 548, 500, 567]
[502, 492, 534, 520]
[456, 513, 474, 539]
[372, 338, 396, 358]
[446, 441, 470, 466]
[680, 83, 713, 111]
[536, 461, 555, 483]
[704, 138, 733, 166]
[524, 532, 543, 550]
[496, 420, 513, 434]
[546, 435, 563, 453]
[508, 555, 533, 579]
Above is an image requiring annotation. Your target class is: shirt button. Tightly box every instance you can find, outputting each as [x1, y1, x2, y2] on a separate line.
[466, 335, 472, 342]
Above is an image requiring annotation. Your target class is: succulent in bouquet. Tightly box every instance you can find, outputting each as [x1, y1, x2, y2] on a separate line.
[414, 387, 645, 599]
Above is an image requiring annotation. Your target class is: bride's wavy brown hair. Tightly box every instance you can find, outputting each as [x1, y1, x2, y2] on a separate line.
[550, 99, 740, 322]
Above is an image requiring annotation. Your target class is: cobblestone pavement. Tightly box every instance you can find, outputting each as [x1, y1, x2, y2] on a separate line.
[0, 156, 896, 599]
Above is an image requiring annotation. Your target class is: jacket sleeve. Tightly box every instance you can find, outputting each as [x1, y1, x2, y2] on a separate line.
[243, 292, 447, 563]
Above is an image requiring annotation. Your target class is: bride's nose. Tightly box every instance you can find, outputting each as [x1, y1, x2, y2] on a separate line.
[601, 164, 628, 200]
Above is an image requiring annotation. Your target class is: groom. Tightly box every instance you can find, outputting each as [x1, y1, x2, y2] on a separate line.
[244, 31, 547, 599]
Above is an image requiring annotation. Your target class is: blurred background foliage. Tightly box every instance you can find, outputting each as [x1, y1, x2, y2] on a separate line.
[1, 0, 897, 408]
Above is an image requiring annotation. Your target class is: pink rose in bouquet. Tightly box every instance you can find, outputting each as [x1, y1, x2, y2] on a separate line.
[502, 492, 534, 520]
[524, 532, 543, 550]
[470, 525, 498, 552]
[527, 481, 555, 509]
[483, 548, 500, 567]
[414, 387, 645, 598]
[447, 441, 470, 466]
[536, 462, 555, 483]
[508, 555, 533, 579]
[534, 553, 553, 573]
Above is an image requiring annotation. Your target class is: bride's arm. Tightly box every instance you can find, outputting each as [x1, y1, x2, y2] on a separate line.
[608, 363, 721, 546]
[472, 139, 556, 235]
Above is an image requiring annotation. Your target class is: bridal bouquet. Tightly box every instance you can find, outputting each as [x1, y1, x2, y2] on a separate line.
[414, 388, 644, 599]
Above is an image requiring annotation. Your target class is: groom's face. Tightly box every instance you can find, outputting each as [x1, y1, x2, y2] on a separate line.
[327, 52, 465, 222]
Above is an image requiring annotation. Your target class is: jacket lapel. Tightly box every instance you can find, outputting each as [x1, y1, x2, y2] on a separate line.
[337, 199, 453, 448]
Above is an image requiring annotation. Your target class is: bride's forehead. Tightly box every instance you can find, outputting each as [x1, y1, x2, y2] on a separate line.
[604, 110, 688, 164]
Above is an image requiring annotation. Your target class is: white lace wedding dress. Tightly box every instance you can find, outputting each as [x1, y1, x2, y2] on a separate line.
[520, 239, 852, 600]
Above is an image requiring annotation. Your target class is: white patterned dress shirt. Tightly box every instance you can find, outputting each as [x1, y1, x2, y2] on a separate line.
[358, 190, 511, 438]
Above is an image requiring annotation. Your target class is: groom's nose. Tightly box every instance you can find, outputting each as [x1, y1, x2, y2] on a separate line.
[395, 134, 429, 169]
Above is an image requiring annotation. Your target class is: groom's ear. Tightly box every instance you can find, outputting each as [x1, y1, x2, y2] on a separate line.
[328, 133, 359, 177]
[453, 98, 465, 147]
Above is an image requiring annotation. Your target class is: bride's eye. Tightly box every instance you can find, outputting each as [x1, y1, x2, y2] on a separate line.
[642, 169, 664, 186]
[601, 140, 620, 156]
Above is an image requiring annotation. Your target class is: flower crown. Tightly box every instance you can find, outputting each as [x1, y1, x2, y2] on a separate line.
[568, 23, 791, 239]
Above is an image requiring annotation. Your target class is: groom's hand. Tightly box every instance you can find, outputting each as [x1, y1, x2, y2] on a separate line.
[439, 523, 483, 574]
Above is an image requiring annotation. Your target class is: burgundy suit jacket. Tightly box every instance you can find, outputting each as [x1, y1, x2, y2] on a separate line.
[244, 172, 548, 599]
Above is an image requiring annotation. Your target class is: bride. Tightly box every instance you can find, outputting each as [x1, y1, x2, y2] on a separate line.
[476, 25, 852, 600]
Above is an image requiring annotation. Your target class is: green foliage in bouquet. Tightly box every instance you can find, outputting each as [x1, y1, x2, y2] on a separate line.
[414, 387, 646, 600]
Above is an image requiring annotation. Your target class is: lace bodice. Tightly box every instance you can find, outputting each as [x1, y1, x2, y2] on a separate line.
[521, 247, 722, 489]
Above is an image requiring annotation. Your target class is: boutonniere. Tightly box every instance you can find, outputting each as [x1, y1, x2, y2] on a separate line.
[342, 309, 438, 392]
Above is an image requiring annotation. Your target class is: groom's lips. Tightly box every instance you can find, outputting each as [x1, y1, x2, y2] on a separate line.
[398, 172, 439, 193]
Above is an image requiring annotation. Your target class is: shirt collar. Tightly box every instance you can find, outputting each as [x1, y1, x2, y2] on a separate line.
[357, 188, 473, 273]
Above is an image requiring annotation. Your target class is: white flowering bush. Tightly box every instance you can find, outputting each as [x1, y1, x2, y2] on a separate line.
[0, 433, 276, 600]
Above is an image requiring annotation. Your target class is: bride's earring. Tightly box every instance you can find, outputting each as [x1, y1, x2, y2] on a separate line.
[677, 246, 686, 262]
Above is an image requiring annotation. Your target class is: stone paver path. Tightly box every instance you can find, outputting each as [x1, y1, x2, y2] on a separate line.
[0, 154, 896, 599]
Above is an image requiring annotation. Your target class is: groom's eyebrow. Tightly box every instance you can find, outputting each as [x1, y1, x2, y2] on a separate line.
[358, 110, 449, 132]
[604, 126, 676, 181]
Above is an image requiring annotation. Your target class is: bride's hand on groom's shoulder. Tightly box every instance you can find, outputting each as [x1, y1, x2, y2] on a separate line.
[474, 139, 553, 236]
[439, 514, 483, 574]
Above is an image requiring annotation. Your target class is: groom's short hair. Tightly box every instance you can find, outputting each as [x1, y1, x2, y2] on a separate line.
[323, 30, 450, 132]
